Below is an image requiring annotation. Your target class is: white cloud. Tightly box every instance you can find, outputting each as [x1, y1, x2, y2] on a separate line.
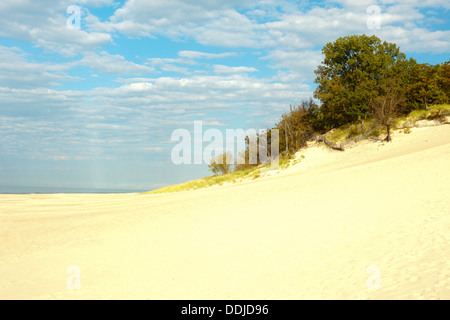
[108, 0, 254, 29]
[141, 147, 164, 152]
[79, 51, 155, 74]
[378, 26, 450, 53]
[178, 51, 237, 59]
[94, 1, 262, 46]
[262, 50, 324, 81]
[330, 0, 450, 9]
[0, 0, 112, 56]
[51, 155, 70, 161]
[187, 10, 260, 47]
[146, 51, 239, 74]
[30, 23, 112, 56]
[203, 120, 227, 127]
[1, 0, 447, 58]
[84, 0, 448, 58]
[1, 68, 313, 166]
[146, 57, 197, 74]
[78, 0, 116, 7]
[380, 0, 450, 9]
[0, 46, 76, 88]
[213, 65, 258, 74]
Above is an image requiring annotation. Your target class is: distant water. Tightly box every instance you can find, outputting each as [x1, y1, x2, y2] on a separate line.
[0, 185, 147, 194]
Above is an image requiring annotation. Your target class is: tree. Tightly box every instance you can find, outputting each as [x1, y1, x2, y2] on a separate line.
[314, 34, 408, 130]
[234, 135, 258, 172]
[404, 61, 448, 113]
[208, 152, 234, 175]
[370, 76, 405, 142]
[436, 61, 450, 102]
[234, 130, 278, 171]
[276, 100, 315, 154]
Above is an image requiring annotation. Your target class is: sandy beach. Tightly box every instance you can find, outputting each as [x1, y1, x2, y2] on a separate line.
[1, 124, 449, 300]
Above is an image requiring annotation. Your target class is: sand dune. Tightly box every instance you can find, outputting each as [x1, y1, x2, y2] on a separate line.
[1, 124, 449, 299]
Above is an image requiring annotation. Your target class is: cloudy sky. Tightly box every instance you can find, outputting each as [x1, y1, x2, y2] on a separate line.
[0, 0, 449, 192]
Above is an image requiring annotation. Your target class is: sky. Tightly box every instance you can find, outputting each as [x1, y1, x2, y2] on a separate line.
[0, 0, 449, 193]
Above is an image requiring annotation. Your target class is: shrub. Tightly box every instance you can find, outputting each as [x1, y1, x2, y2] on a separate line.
[348, 124, 361, 138]
[208, 152, 234, 175]
[370, 128, 381, 137]
[409, 109, 429, 121]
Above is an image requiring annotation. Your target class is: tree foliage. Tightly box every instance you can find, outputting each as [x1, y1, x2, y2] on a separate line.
[276, 99, 317, 154]
[208, 152, 234, 175]
[403, 61, 449, 113]
[314, 34, 408, 130]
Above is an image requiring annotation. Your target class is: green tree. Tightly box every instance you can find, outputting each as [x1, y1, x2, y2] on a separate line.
[314, 34, 408, 129]
[208, 152, 234, 175]
[276, 100, 315, 154]
[437, 61, 450, 102]
[404, 61, 448, 112]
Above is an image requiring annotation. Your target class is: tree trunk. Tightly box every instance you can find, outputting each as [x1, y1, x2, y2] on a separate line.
[285, 123, 288, 155]
[384, 124, 392, 142]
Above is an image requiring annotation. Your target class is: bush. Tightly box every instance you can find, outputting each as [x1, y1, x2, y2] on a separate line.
[208, 152, 234, 175]
[409, 110, 429, 121]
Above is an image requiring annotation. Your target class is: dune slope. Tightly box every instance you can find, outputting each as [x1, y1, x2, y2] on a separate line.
[1, 125, 449, 299]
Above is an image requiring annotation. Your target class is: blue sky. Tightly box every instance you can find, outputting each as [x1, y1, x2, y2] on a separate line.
[0, 0, 449, 192]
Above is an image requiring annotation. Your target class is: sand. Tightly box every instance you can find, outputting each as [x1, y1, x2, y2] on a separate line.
[1, 124, 449, 300]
